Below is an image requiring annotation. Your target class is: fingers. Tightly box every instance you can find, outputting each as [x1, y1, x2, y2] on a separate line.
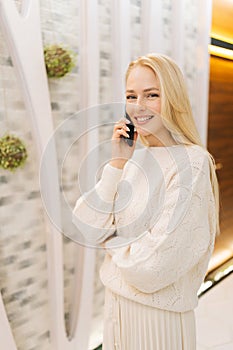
[114, 118, 131, 130]
[112, 118, 131, 139]
[116, 129, 130, 138]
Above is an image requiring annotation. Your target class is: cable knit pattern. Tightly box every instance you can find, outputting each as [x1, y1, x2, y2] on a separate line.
[73, 144, 216, 312]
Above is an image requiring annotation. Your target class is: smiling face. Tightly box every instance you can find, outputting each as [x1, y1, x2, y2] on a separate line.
[125, 65, 173, 146]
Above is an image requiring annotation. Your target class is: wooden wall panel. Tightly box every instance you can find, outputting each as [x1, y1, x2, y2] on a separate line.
[207, 56, 233, 270]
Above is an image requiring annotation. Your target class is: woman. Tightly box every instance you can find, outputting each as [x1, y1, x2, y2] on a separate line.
[73, 54, 220, 349]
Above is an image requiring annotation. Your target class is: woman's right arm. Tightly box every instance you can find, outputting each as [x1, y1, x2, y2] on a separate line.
[72, 163, 123, 245]
[72, 117, 137, 245]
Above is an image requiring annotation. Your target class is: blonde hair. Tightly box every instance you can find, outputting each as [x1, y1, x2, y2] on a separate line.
[125, 53, 220, 235]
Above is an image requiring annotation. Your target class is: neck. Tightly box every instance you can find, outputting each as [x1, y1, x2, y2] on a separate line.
[145, 132, 178, 147]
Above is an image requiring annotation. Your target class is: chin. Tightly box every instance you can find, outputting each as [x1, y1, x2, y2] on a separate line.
[135, 126, 150, 135]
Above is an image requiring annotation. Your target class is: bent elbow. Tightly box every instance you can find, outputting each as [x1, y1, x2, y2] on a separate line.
[72, 210, 116, 245]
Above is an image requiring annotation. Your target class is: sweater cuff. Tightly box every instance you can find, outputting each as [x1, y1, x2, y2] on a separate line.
[95, 163, 123, 202]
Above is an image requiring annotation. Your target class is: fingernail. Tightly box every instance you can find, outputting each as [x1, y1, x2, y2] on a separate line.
[125, 119, 131, 124]
[126, 127, 130, 131]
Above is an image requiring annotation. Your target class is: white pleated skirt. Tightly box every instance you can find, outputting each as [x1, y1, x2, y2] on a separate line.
[102, 288, 196, 350]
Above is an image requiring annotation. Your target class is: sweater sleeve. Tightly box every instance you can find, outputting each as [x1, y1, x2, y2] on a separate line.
[72, 163, 123, 244]
[107, 153, 216, 293]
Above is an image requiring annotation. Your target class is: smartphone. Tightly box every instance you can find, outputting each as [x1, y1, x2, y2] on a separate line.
[121, 110, 135, 147]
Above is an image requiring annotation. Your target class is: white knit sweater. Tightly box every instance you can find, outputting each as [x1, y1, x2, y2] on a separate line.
[73, 144, 216, 312]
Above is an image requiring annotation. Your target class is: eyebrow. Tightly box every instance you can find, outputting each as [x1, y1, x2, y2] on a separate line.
[126, 87, 159, 93]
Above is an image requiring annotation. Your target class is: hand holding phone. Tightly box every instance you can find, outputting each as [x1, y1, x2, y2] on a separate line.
[110, 110, 137, 169]
[121, 111, 135, 147]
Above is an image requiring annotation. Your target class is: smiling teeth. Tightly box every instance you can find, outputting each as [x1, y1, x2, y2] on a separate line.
[137, 116, 153, 122]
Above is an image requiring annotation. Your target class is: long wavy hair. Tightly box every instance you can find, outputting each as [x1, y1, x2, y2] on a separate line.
[125, 53, 220, 235]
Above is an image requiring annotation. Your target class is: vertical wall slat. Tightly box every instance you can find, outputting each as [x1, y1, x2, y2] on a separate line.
[171, 0, 185, 71]
[111, 0, 131, 101]
[141, 0, 164, 55]
[195, 0, 213, 146]
[70, 0, 99, 348]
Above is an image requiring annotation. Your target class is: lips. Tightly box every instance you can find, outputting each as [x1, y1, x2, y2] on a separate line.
[134, 115, 154, 125]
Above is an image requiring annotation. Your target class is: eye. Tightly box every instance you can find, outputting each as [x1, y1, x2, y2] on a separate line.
[126, 95, 137, 100]
[146, 93, 160, 98]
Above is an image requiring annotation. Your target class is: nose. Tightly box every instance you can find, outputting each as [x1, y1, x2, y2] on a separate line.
[135, 96, 146, 111]
[135, 97, 146, 111]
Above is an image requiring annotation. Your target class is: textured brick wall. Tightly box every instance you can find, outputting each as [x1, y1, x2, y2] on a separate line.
[0, 0, 80, 349]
